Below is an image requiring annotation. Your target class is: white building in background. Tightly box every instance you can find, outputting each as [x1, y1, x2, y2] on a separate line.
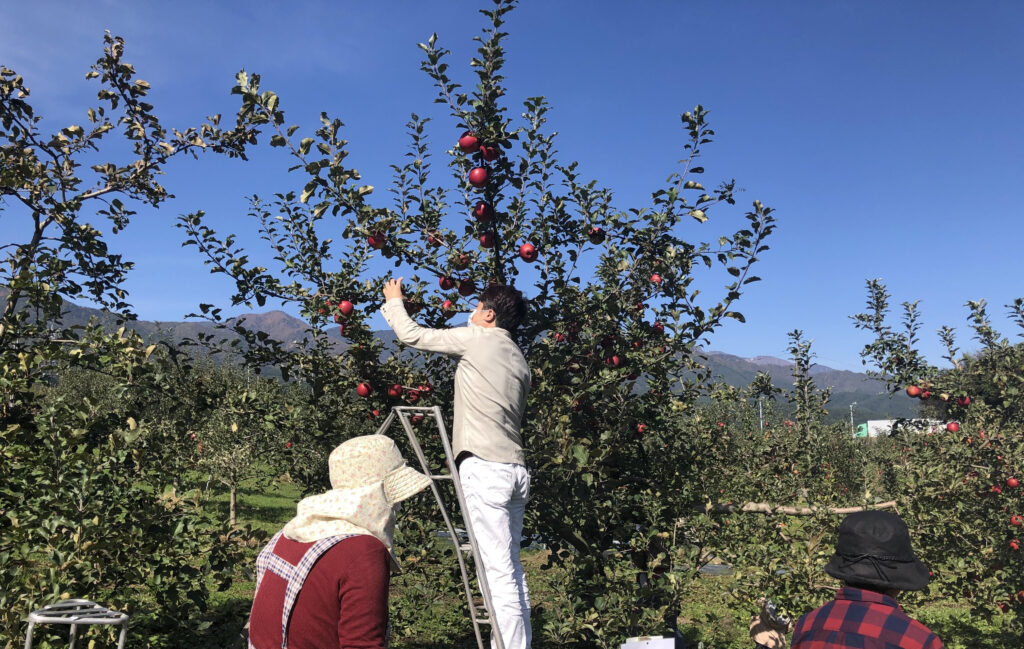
[854, 419, 945, 437]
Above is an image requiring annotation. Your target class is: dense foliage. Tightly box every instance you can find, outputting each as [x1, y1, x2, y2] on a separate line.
[2, 3, 1021, 648]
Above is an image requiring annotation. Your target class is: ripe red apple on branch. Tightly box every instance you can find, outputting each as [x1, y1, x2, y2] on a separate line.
[388, 384, 403, 398]
[588, 226, 606, 244]
[473, 201, 493, 221]
[650, 273, 662, 285]
[356, 382, 373, 397]
[458, 131, 479, 153]
[458, 279, 476, 297]
[453, 253, 471, 270]
[1011, 515, 1023, 527]
[338, 300, 354, 316]
[439, 276, 456, 290]
[468, 167, 488, 187]
[1008, 477, 1019, 488]
[958, 395, 971, 406]
[479, 145, 499, 161]
[367, 231, 386, 249]
[519, 243, 537, 262]
[906, 385, 922, 398]
[946, 422, 960, 433]
[479, 232, 496, 248]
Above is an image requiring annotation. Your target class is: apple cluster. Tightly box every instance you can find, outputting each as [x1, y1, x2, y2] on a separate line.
[904, 383, 970, 432]
[458, 130, 538, 264]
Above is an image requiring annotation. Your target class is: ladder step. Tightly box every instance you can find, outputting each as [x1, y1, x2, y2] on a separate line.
[459, 543, 473, 552]
[430, 474, 453, 480]
[474, 618, 493, 625]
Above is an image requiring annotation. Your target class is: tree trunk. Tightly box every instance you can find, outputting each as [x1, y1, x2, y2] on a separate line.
[229, 484, 237, 527]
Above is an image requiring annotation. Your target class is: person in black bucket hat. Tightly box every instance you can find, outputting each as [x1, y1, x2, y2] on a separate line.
[790, 511, 944, 649]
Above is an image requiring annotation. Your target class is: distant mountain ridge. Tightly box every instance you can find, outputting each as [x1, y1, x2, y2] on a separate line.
[5, 292, 915, 423]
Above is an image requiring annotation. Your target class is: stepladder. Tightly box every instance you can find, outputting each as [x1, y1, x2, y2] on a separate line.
[375, 405, 506, 649]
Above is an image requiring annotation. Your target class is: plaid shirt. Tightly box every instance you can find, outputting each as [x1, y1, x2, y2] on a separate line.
[790, 587, 943, 649]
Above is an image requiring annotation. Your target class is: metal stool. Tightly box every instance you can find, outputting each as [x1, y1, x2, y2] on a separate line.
[24, 599, 128, 649]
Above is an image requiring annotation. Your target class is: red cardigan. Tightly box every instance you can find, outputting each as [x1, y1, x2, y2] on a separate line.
[249, 534, 391, 649]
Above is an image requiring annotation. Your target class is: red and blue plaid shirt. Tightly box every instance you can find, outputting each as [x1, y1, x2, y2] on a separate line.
[790, 587, 943, 649]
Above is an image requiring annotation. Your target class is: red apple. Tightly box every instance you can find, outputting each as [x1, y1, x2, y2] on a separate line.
[958, 395, 971, 406]
[473, 201, 493, 221]
[367, 231, 386, 249]
[631, 340, 643, 349]
[458, 131, 479, 153]
[588, 226, 606, 244]
[479, 232, 495, 248]
[905, 385, 922, 398]
[606, 355, 622, 367]
[388, 384, 403, 398]
[338, 300, 354, 316]
[1011, 539, 1020, 551]
[427, 232, 444, 247]
[992, 485, 1003, 494]
[652, 322, 665, 334]
[468, 167, 488, 187]
[946, 422, 960, 432]
[189, 433, 196, 440]
[636, 423, 647, 434]
[417, 383, 433, 394]
[407, 390, 421, 404]
[338, 324, 346, 336]
[454, 253, 471, 270]
[458, 279, 476, 297]
[1008, 477, 1019, 488]
[439, 275, 456, 290]
[356, 382, 373, 397]
[1011, 515, 1023, 527]
[369, 409, 380, 419]
[479, 144, 499, 161]
[519, 243, 537, 262]
[920, 390, 932, 400]
[286, 441, 292, 449]
[650, 273, 662, 284]
[553, 332, 565, 343]
[411, 414, 424, 425]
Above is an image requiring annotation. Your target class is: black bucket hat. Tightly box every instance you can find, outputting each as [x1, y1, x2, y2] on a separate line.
[823, 511, 930, 591]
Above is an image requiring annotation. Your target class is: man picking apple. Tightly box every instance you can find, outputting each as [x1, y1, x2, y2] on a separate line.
[380, 277, 532, 649]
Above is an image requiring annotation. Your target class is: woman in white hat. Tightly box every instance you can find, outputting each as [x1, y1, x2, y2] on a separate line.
[248, 435, 432, 649]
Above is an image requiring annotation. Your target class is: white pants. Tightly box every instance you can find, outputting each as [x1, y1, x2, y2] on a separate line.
[459, 456, 531, 649]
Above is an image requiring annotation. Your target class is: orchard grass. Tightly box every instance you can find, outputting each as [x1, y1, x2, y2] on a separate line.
[192, 478, 1018, 649]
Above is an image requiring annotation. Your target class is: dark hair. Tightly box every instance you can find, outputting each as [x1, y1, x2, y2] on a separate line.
[479, 284, 527, 332]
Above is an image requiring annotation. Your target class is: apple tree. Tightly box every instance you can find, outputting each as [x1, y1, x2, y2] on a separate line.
[177, 0, 776, 643]
[851, 280, 1024, 630]
[0, 34, 270, 648]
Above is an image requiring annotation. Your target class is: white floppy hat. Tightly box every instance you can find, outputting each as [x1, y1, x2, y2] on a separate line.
[328, 434, 433, 504]
[282, 435, 431, 548]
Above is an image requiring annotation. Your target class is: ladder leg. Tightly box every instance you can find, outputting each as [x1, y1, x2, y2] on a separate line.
[394, 408, 488, 649]
[430, 407, 507, 649]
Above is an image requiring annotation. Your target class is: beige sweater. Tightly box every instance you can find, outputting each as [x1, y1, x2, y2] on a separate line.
[380, 298, 530, 466]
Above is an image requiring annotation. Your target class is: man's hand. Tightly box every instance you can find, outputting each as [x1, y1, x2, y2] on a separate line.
[383, 277, 404, 301]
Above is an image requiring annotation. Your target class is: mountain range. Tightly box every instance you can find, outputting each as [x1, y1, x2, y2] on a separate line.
[7, 293, 916, 423]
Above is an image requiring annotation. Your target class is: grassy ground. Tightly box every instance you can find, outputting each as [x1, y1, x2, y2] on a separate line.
[205, 480, 1017, 649]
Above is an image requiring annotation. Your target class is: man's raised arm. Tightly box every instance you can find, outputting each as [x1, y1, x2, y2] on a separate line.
[380, 277, 472, 356]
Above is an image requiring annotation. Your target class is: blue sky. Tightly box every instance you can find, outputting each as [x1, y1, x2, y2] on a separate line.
[3, 1, 1023, 371]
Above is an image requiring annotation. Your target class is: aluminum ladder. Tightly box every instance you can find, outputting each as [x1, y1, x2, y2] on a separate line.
[375, 405, 505, 649]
